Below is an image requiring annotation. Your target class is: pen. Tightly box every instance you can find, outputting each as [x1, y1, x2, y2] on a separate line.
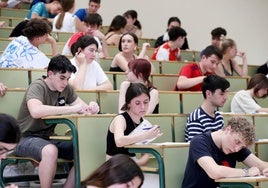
[142, 126, 160, 130]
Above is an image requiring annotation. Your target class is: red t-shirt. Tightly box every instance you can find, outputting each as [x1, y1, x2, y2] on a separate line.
[174, 62, 213, 91]
[151, 42, 180, 61]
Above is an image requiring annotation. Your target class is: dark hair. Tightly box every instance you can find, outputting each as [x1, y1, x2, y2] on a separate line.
[84, 13, 103, 27]
[0, 113, 21, 143]
[118, 32, 138, 51]
[247, 73, 268, 98]
[89, 0, 100, 3]
[81, 154, 144, 187]
[167, 16, 181, 26]
[123, 10, 142, 30]
[70, 35, 98, 56]
[128, 59, 155, 89]
[121, 83, 150, 111]
[168, 26, 187, 41]
[107, 15, 127, 34]
[211, 27, 227, 40]
[202, 75, 230, 98]
[55, 0, 75, 30]
[202, 45, 223, 60]
[22, 18, 52, 41]
[47, 55, 76, 74]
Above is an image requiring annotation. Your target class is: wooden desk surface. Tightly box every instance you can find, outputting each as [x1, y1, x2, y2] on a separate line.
[125, 142, 190, 149]
[215, 175, 268, 183]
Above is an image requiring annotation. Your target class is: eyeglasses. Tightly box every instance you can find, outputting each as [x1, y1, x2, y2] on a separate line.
[0, 148, 14, 156]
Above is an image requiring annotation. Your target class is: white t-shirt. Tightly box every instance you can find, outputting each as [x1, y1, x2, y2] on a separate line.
[231, 90, 261, 114]
[52, 12, 76, 33]
[0, 36, 49, 68]
[70, 58, 108, 90]
[62, 36, 102, 56]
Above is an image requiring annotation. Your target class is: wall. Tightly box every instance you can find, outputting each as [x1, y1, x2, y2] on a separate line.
[75, 0, 268, 66]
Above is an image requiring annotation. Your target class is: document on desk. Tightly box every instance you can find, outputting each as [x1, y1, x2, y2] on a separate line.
[216, 175, 268, 182]
[129, 119, 157, 144]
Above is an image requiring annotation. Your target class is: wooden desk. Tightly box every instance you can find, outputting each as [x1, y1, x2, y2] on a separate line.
[216, 175, 268, 188]
[126, 142, 190, 188]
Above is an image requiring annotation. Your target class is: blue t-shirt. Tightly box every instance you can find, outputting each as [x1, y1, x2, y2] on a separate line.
[26, 2, 53, 19]
[181, 132, 251, 188]
[74, 8, 87, 21]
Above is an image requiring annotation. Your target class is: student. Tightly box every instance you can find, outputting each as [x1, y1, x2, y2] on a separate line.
[174, 45, 222, 91]
[123, 10, 142, 38]
[69, 35, 113, 90]
[182, 116, 268, 188]
[105, 15, 127, 46]
[118, 59, 159, 114]
[0, 113, 21, 188]
[52, 0, 75, 33]
[151, 26, 187, 61]
[13, 55, 99, 188]
[200, 27, 227, 57]
[154, 16, 189, 50]
[62, 13, 108, 58]
[9, 0, 62, 38]
[215, 38, 248, 77]
[231, 73, 268, 113]
[109, 33, 150, 72]
[81, 154, 144, 188]
[0, 82, 7, 96]
[106, 83, 162, 166]
[185, 75, 230, 142]
[0, 18, 57, 68]
[74, 0, 101, 32]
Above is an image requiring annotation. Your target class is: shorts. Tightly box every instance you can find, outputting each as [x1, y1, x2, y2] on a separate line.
[14, 136, 73, 162]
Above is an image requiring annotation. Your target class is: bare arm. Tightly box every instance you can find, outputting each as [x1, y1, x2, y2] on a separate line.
[233, 51, 248, 76]
[45, 35, 58, 56]
[198, 156, 260, 180]
[93, 30, 109, 58]
[138, 43, 150, 58]
[176, 75, 206, 90]
[243, 153, 268, 172]
[147, 88, 159, 114]
[74, 17, 85, 32]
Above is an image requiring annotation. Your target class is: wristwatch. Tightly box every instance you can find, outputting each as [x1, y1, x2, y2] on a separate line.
[243, 168, 249, 177]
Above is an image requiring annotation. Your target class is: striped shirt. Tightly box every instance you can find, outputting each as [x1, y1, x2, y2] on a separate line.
[185, 107, 224, 142]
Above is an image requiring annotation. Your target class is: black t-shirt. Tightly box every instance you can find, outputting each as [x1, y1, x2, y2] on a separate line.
[181, 131, 251, 188]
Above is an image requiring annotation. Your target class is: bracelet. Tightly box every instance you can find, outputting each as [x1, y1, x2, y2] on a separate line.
[243, 168, 249, 177]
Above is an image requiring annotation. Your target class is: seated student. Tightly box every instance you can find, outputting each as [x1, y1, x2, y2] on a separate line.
[174, 45, 222, 91]
[9, 0, 62, 38]
[13, 55, 99, 188]
[52, 0, 75, 33]
[69, 35, 113, 90]
[154, 16, 189, 50]
[151, 26, 187, 61]
[123, 10, 142, 38]
[105, 15, 127, 46]
[62, 13, 108, 58]
[106, 83, 162, 166]
[81, 154, 144, 188]
[0, 113, 21, 188]
[118, 59, 159, 114]
[30, 0, 53, 9]
[182, 116, 268, 188]
[215, 38, 248, 77]
[109, 33, 150, 72]
[0, 18, 57, 68]
[231, 73, 268, 113]
[185, 75, 230, 142]
[74, 0, 101, 32]
[0, 82, 7, 96]
[200, 27, 227, 57]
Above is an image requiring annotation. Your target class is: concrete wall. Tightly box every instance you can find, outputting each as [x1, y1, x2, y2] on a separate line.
[75, 0, 268, 66]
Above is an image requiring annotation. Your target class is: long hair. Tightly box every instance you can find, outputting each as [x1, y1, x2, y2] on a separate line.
[81, 154, 144, 187]
[247, 73, 268, 98]
[55, 0, 75, 29]
[123, 10, 142, 29]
